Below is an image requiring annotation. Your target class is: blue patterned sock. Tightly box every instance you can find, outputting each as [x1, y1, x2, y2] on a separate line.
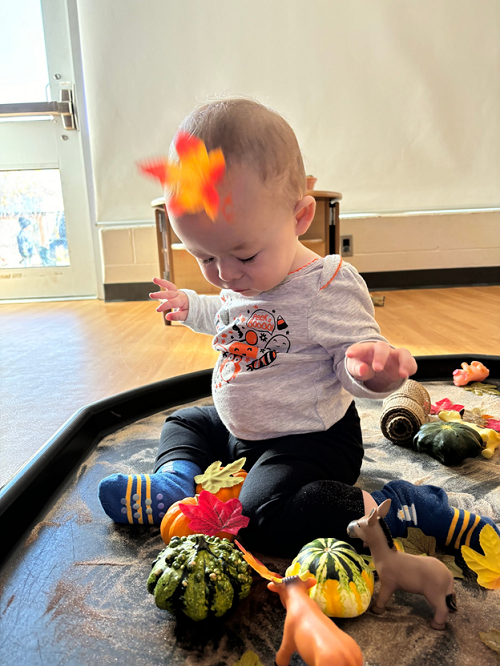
[372, 479, 500, 555]
[98, 460, 201, 525]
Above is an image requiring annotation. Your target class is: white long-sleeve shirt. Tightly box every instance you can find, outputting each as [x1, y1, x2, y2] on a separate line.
[182, 255, 403, 440]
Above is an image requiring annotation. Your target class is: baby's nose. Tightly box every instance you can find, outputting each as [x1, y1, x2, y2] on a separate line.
[218, 261, 242, 282]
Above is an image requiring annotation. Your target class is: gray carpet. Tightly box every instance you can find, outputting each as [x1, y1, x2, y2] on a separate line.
[1, 381, 499, 666]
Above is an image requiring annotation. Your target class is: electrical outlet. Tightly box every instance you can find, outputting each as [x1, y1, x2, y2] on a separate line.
[340, 235, 353, 257]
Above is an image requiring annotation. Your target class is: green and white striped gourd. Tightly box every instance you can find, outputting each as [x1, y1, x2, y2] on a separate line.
[285, 537, 374, 618]
[147, 534, 253, 621]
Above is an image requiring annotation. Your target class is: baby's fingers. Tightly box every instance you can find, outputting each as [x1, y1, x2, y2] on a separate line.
[345, 342, 372, 363]
[394, 348, 418, 378]
[154, 300, 174, 313]
[149, 288, 178, 300]
[152, 276, 178, 291]
[154, 294, 185, 312]
[371, 342, 391, 373]
[165, 309, 188, 322]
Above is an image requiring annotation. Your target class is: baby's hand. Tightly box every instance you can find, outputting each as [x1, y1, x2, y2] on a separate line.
[150, 277, 190, 322]
[345, 341, 417, 391]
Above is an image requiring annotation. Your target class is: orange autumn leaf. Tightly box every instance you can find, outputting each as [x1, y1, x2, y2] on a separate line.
[234, 540, 282, 581]
[461, 524, 500, 589]
[137, 131, 226, 221]
[137, 158, 169, 187]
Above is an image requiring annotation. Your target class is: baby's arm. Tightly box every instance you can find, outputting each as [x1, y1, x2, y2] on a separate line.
[310, 259, 416, 397]
[345, 341, 417, 393]
[150, 277, 189, 322]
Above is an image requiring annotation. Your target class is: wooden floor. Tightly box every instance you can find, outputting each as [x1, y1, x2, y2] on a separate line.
[1, 285, 499, 488]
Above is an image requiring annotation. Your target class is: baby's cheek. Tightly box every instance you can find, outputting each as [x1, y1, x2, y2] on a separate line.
[201, 264, 219, 286]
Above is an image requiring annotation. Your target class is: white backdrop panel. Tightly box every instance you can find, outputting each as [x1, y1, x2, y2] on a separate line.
[77, 0, 500, 221]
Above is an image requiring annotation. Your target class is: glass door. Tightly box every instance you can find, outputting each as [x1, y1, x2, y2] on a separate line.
[0, 0, 97, 299]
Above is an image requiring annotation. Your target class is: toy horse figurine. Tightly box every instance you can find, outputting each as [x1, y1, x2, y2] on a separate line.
[347, 499, 457, 630]
[268, 572, 363, 666]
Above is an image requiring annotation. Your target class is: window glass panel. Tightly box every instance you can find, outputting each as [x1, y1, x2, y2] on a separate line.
[0, 170, 69, 269]
[0, 0, 50, 104]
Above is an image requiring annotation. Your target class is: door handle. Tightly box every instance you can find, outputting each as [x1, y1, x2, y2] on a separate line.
[0, 88, 77, 130]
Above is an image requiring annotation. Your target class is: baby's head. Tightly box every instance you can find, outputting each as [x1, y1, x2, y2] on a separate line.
[174, 98, 306, 208]
[167, 98, 316, 296]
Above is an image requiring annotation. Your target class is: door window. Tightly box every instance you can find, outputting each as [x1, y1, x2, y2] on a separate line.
[0, 169, 68, 269]
[0, 0, 49, 104]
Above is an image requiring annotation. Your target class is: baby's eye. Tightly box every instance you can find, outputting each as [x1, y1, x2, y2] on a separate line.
[199, 258, 214, 265]
[239, 254, 257, 264]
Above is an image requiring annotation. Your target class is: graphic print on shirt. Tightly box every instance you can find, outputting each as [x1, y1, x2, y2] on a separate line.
[213, 307, 291, 389]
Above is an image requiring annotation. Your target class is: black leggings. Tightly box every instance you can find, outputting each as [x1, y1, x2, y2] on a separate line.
[155, 402, 365, 556]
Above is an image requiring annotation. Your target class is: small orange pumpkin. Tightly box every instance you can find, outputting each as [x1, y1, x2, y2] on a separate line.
[160, 496, 234, 545]
[160, 497, 197, 544]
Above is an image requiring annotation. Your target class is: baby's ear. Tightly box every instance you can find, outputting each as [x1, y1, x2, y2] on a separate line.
[294, 195, 316, 235]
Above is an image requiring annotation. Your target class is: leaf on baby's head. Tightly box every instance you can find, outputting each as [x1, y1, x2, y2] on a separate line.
[179, 490, 249, 536]
[461, 524, 500, 589]
[137, 159, 169, 187]
[194, 458, 246, 493]
[137, 132, 226, 221]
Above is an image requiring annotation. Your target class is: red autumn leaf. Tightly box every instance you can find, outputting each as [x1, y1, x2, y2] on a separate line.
[430, 398, 465, 415]
[485, 418, 500, 432]
[179, 490, 249, 536]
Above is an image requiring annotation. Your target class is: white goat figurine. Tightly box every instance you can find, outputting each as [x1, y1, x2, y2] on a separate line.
[347, 499, 457, 630]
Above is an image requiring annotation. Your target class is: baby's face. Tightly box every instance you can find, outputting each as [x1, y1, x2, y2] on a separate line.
[168, 164, 302, 296]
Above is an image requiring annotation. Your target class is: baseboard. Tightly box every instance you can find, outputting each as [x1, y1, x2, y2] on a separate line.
[104, 266, 500, 300]
[362, 265, 500, 291]
[103, 282, 152, 301]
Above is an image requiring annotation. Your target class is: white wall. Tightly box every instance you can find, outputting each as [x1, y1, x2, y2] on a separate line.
[76, 0, 500, 280]
[344, 209, 500, 274]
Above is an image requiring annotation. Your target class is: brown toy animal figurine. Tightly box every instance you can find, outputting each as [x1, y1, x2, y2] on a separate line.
[267, 572, 363, 666]
[347, 499, 457, 630]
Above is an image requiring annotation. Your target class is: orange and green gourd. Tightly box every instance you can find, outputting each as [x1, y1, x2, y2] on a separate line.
[285, 538, 374, 618]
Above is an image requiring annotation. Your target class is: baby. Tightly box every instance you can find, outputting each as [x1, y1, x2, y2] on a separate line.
[99, 98, 498, 557]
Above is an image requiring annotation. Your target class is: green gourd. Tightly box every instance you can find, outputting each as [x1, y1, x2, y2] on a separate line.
[147, 534, 252, 621]
[412, 421, 484, 465]
[285, 538, 374, 618]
